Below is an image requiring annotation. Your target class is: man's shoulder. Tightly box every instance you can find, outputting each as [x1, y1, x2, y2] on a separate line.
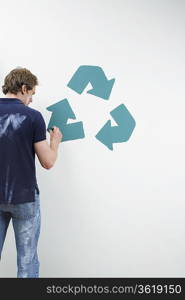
[24, 106, 41, 115]
[23, 106, 43, 120]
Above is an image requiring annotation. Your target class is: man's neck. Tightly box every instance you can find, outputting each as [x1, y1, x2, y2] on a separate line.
[5, 93, 19, 98]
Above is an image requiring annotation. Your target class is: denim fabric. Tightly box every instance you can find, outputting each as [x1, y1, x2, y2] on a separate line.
[0, 189, 41, 278]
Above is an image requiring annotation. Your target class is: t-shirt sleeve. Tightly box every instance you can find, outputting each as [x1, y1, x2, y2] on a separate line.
[33, 111, 46, 143]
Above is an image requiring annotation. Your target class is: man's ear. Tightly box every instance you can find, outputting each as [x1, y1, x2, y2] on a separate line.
[21, 84, 28, 94]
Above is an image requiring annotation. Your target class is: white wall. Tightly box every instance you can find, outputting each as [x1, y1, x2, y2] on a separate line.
[0, 0, 185, 277]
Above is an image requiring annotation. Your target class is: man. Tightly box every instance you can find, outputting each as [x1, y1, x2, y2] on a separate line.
[0, 67, 62, 277]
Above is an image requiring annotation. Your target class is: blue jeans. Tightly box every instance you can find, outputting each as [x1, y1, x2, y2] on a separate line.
[0, 189, 41, 278]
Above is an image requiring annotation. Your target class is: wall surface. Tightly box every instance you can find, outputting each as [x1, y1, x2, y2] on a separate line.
[0, 0, 184, 277]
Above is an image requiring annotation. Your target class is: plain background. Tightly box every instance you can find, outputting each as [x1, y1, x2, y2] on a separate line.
[0, 0, 184, 277]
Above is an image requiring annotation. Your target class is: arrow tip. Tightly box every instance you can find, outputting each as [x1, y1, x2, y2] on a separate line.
[95, 120, 113, 150]
[87, 78, 115, 100]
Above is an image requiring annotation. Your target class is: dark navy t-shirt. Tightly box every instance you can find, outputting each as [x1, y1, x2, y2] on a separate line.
[0, 98, 46, 204]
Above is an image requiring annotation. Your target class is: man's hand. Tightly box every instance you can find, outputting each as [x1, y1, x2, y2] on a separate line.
[49, 126, 63, 145]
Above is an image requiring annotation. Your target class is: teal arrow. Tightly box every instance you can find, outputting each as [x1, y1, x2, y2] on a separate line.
[67, 65, 115, 100]
[95, 104, 136, 150]
[46, 98, 85, 142]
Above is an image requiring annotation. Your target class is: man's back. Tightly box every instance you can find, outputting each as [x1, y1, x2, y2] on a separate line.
[0, 97, 46, 204]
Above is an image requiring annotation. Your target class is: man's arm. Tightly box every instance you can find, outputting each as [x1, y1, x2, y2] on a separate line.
[34, 126, 62, 169]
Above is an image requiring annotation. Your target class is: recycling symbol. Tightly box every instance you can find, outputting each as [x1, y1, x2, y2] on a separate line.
[47, 65, 136, 151]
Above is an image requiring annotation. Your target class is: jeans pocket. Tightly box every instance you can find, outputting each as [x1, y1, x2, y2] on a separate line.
[13, 201, 37, 220]
[12, 189, 40, 220]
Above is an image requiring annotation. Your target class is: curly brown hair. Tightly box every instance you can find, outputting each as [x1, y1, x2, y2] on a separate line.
[2, 67, 38, 95]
